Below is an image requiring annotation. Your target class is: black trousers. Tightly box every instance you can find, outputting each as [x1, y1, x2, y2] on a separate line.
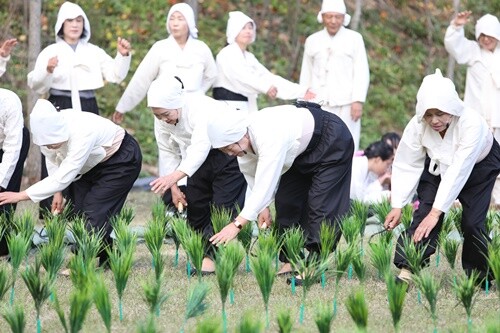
[0, 127, 30, 255]
[39, 95, 99, 217]
[185, 149, 246, 256]
[275, 104, 354, 261]
[67, 133, 142, 260]
[394, 139, 500, 281]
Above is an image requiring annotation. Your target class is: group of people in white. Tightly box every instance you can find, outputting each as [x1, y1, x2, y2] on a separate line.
[0, 0, 499, 288]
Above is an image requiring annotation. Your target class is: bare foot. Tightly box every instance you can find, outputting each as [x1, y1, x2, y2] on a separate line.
[201, 257, 215, 272]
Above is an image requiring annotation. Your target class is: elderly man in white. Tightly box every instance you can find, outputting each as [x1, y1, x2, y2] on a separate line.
[300, 0, 370, 151]
[384, 69, 500, 289]
[445, 11, 500, 207]
[147, 76, 246, 274]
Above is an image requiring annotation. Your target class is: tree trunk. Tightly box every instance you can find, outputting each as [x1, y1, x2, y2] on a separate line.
[351, 0, 364, 31]
[446, 0, 461, 80]
[24, 0, 42, 187]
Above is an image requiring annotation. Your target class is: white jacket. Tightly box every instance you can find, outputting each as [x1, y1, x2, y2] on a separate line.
[116, 36, 217, 113]
[350, 155, 388, 203]
[300, 27, 370, 107]
[0, 89, 24, 189]
[0, 55, 9, 77]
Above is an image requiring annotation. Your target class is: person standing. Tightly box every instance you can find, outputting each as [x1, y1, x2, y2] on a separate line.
[0, 99, 142, 266]
[213, 11, 314, 113]
[0, 89, 30, 256]
[112, 2, 217, 124]
[147, 76, 246, 273]
[0, 39, 17, 77]
[203, 101, 354, 280]
[300, 0, 369, 151]
[384, 69, 500, 288]
[444, 11, 500, 208]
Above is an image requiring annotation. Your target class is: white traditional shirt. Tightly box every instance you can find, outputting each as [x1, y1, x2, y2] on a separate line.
[350, 155, 388, 203]
[26, 110, 123, 202]
[300, 27, 370, 107]
[0, 55, 9, 77]
[391, 108, 492, 213]
[0, 89, 24, 189]
[116, 36, 217, 113]
[444, 24, 500, 128]
[214, 43, 307, 113]
[154, 95, 234, 183]
[237, 105, 314, 220]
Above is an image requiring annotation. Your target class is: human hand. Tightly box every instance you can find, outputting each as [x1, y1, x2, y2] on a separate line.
[171, 185, 187, 207]
[150, 175, 176, 194]
[267, 85, 278, 99]
[453, 11, 472, 27]
[0, 191, 29, 205]
[384, 208, 401, 230]
[51, 191, 65, 215]
[257, 207, 273, 229]
[46, 56, 58, 73]
[0, 38, 17, 57]
[413, 210, 441, 242]
[303, 88, 316, 101]
[112, 111, 124, 124]
[117, 37, 131, 56]
[351, 102, 363, 121]
[209, 222, 240, 246]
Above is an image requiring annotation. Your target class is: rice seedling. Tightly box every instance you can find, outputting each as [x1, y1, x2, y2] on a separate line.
[151, 250, 165, 281]
[6, 231, 31, 305]
[293, 252, 331, 324]
[485, 210, 500, 236]
[93, 274, 112, 333]
[170, 216, 191, 267]
[368, 238, 393, 279]
[211, 205, 233, 234]
[439, 231, 460, 271]
[39, 241, 66, 284]
[2, 304, 25, 333]
[350, 200, 369, 236]
[0, 263, 10, 302]
[220, 241, 245, 303]
[399, 234, 428, 275]
[108, 241, 136, 321]
[340, 215, 361, 246]
[345, 288, 368, 333]
[236, 221, 253, 272]
[117, 205, 135, 226]
[194, 316, 223, 333]
[452, 271, 480, 332]
[12, 211, 35, 242]
[20, 256, 53, 333]
[250, 248, 277, 327]
[142, 275, 169, 317]
[53, 285, 93, 333]
[276, 308, 293, 333]
[182, 282, 210, 332]
[182, 228, 205, 281]
[442, 208, 459, 236]
[136, 314, 157, 333]
[449, 206, 463, 235]
[372, 197, 392, 225]
[487, 238, 500, 310]
[413, 271, 441, 332]
[314, 301, 335, 333]
[43, 214, 67, 249]
[320, 222, 337, 286]
[110, 214, 136, 253]
[144, 216, 167, 275]
[67, 252, 97, 291]
[235, 312, 263, 333]
[282, 227, 305, 278]
[385, 273, 408, 332]
[333, 243, 355, 316]
[400, 204, 414, 231]
[351, 247, 367, 283]
[254, 229, 280, 259]
[69, 216, 104, 262]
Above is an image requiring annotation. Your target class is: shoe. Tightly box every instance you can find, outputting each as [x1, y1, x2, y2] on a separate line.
[394, 275, 410, 292]
[189, 267, 215, 277]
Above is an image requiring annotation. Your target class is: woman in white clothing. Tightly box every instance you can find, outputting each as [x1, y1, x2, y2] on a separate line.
[213, 11, 314, 113]
[384, 69, 500, 289]
[113, 3, 217, 124]
[350, 140, 394, 204]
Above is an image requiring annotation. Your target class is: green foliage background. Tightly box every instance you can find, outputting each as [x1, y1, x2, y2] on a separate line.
[1, 0, 499, 174]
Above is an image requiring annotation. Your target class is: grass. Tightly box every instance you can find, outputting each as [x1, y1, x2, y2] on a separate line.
[0, 192, 499, 332]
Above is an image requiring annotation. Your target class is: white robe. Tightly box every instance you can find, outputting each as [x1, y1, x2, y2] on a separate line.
[0, 89, 24, 189]
[444, 24, 500, 128]
[116, 36, 217, 113]
[350, 155, 388, 204]
[0, 55, 9, 77]
[214, 43, 307, 113]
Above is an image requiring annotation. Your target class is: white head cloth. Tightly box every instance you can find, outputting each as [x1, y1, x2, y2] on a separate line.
[147, 76, 186, 109]
[317, 0, 351, 26]
[206, 110, 248, 148]
[166, 3, 198, 39]
[226, 11, 256, 45]
[475, 14, 500, 41]
[55, 1, 91, 43]
[30, 99, 69, 146]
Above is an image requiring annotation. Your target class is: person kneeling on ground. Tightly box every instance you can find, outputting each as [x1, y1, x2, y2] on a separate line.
[384, 69, 500, 289]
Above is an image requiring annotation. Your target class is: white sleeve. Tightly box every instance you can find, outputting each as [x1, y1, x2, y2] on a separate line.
[177, 112, 211, 177]
[98, 47, 131, 84]
[27, 48, 54, 94]
[273, 75, 307, 100]
[0, 98, 23, 188]
[444, 24, 477, 65]
[154, 118, 182, 176]
[0, 55, 9, 77]
[200, 45, 217, 94]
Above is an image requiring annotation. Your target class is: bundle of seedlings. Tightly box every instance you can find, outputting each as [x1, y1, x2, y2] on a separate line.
[385, 273, 408, 333]
[142, 274, 169, 318]
[368, 237, 393, 279]
[182, 282, 210, 333]
[276, 308, 293, 333]
[438, 230, 461, 279]
[170, 216, 191, 270]
[333, 243, 356, 316]
[53, 284, 93, 333]
[413, 271, 441, 333]
[6, 231, 31, 305]
[93, 273, 112, 333]
[236, 312, 263, 333]
[345, 288, 368, 333]
[314, 301, 335, 333]
[21, 256, 53, 333]
[144, 215, 167, 280]
[452, 271, 480, 332]
[282, 226, 305, 293]
[250, 246, 277, 327]
[319, 222, 337, 287]
[2, 304, 25, 333]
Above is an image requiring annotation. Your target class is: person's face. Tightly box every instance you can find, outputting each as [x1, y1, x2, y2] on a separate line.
[423, 108, 452, 133]
[62, 16, 84, 44]
[235, 22, 254, 48]
[152, 107, 180, 125]
[322, 12, 344, 36]
[372, 156, 393, 176]
[219, 142, 247, 157]
[45, 142, 65, 150]
[478, 33, 498, 52]
[169, 11, 189, 41]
